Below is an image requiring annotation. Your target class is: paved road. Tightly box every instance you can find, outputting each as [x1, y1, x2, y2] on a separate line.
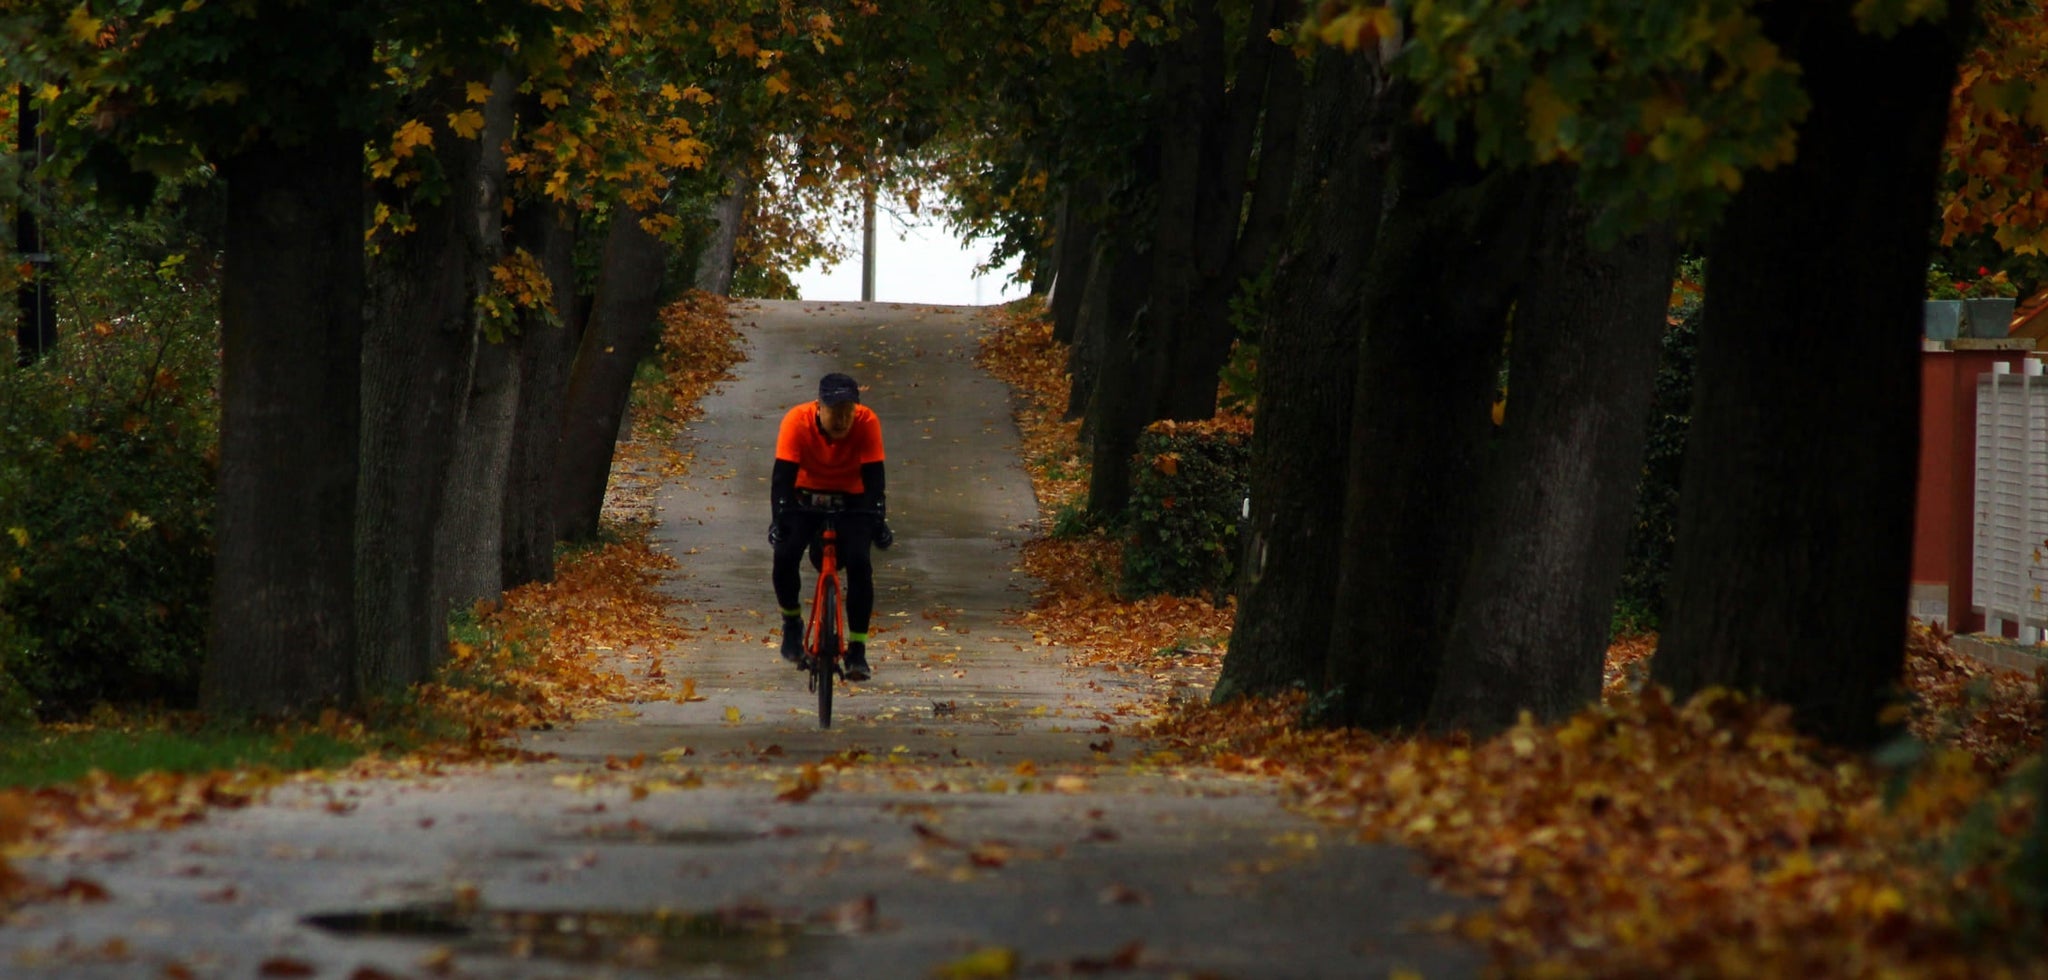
[0, 300, 1481, 979]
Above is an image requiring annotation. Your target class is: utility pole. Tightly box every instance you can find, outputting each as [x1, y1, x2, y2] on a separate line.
[860, 180, 876, 302]
[15, 84, 54, 366]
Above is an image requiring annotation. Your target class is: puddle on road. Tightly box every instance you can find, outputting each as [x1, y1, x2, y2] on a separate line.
[575, 826, 779, 846]
[306, 903, 821, 971]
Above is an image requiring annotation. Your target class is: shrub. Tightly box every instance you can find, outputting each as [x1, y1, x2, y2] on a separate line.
[1120, 417, 1252, 599]
[0, 193, 220, 717]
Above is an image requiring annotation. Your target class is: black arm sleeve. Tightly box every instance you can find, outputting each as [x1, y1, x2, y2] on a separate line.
[860, 461, 886, 507]
[771, 459, 798, 515]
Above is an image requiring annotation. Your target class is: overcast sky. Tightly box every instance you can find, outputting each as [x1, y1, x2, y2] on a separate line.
[791, 202, 1028, 307]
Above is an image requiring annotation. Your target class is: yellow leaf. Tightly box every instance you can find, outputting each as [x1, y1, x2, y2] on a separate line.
[540, 89, 569, 109]
[393, 118, 435, 154]
[930, 946, 1017, 979]
[36, 84, 60, 104]
[65, 4, 101, 42]
[660, 83, 682, 102]
[465, 81, 492, 104]
[1524, 77, 1574, 160]
[764, 72, 791, 96]
[723, 706, 741, 724]
[6, 527, 27, 548]
[1315, 6, 1398, 51]
[145, 8, 175, 27]
[447, 109, 485, 140]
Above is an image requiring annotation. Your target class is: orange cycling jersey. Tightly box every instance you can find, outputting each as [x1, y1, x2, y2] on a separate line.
[776, 402, 884, 494]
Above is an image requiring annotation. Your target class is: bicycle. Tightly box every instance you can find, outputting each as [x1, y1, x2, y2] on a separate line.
[791, 491, 871, 728]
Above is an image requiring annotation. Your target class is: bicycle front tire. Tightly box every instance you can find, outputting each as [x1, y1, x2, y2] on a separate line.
[816, 583, 839, 728]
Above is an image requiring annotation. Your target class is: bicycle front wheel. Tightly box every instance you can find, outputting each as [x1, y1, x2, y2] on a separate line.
[815, 583, 839, 729]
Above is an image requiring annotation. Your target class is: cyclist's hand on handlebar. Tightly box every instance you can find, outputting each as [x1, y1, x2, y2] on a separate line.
[874, 519, 894, 550]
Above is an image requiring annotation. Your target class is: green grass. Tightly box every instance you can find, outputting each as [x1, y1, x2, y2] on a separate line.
[0, 718, 377, 790]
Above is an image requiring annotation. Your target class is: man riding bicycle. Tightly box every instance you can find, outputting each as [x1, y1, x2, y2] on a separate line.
[770, 372, 893, 681]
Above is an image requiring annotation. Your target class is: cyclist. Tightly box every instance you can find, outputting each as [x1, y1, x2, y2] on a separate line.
[769, 372, 893, 681]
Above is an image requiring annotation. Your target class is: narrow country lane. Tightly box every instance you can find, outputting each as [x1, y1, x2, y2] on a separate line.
[0, 300, 1481, 979]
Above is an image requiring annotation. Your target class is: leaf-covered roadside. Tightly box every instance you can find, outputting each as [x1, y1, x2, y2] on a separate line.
[0, 292, 741, 914]
[977, 302, 2048, 977]
[974, 303, 1233, 688]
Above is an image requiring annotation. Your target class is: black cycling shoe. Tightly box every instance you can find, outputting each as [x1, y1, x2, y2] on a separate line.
[841, 642, 872, 682]
[780, 617, 804, 665]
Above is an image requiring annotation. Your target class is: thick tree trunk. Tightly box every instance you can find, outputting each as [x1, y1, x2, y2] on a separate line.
[1215, 50, 1387, 702]
[438, 337, 520, 613]
[1063, 239, 1135, 423]
[355, 77, 495, 697]
[202, 133, 365, 717]
[1428, 177, 1677, 737]
[1048, 187, 1099, 346]
[429, 70, 520, 623]
[1652, 5, 1964, 748]
[1323, 125, 1540, 732]
[553, 211, 671, 542]
[500, 202, 579, 589]
[1159, 0, 1305, 423]
[693, 165, 753, 296]
[1083, 13, 1214, 518]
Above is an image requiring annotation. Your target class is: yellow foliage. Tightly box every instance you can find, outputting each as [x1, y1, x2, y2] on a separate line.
[446, 109, 485, 140]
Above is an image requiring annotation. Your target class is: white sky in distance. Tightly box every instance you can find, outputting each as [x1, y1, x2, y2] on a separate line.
[791, 200, 1029, 307]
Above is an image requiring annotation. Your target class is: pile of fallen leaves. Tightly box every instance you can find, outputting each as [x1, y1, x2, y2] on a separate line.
[609, 290, 746, 519]
[977, 303, 1233, 682]
[1149, 672, 2046, 977]
[977, 302, 2048, 975]
[406, 527, 688, 756]
[392, 291, 740, 759]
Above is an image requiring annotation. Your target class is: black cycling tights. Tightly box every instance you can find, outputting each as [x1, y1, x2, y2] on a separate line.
[772, 511, 875, 635]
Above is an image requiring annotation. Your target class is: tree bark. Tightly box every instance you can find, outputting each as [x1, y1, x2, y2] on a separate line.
[1428, 175, 1677, 737]
[202, 132, 365, 717]
[500, 201, 579, 589]
[354, 76, 498, 697]
[1159, 0, 1305, 423]
[432, 69, 520, 620]
[1083, 10, 1214, 518]
[692, 165, 753, 297]
[1652, 4, 1965, 748]
[553, 211, 671, 542]
[1322, 123, 1541, 732]
[1215, 50, 1388, 702]
[438, 336, 520, 614]
[1048, 185, 1099, 346]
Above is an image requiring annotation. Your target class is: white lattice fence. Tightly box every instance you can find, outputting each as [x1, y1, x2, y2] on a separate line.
[1972, 359, 2048, 637]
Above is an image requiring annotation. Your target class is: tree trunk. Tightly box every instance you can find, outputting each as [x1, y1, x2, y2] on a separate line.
[500, 201, 579, 589]
[1159, 0, 1304, 422]
[693, 165, 753, 296]
[1083, 13, 1213, 519]
[1652, 5, 1964, 749]
[1215, 50, 1388, 703]
[1428, 175, 1677, 737]
[354, 76, 498, 697]
[553, 211, 671, 542]
[1322, 124, 1541, 732]
[1048, 186, 1099, 346]
[438, 337, 521, 614]
[1063, 238, 1132, 423]
[432, 70, 520, 621]
[202, 133, 365, 717]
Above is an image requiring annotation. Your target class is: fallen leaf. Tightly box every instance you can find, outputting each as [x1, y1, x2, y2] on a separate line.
[930, 946, 1017, 979]
[257, 958, 317, 977]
